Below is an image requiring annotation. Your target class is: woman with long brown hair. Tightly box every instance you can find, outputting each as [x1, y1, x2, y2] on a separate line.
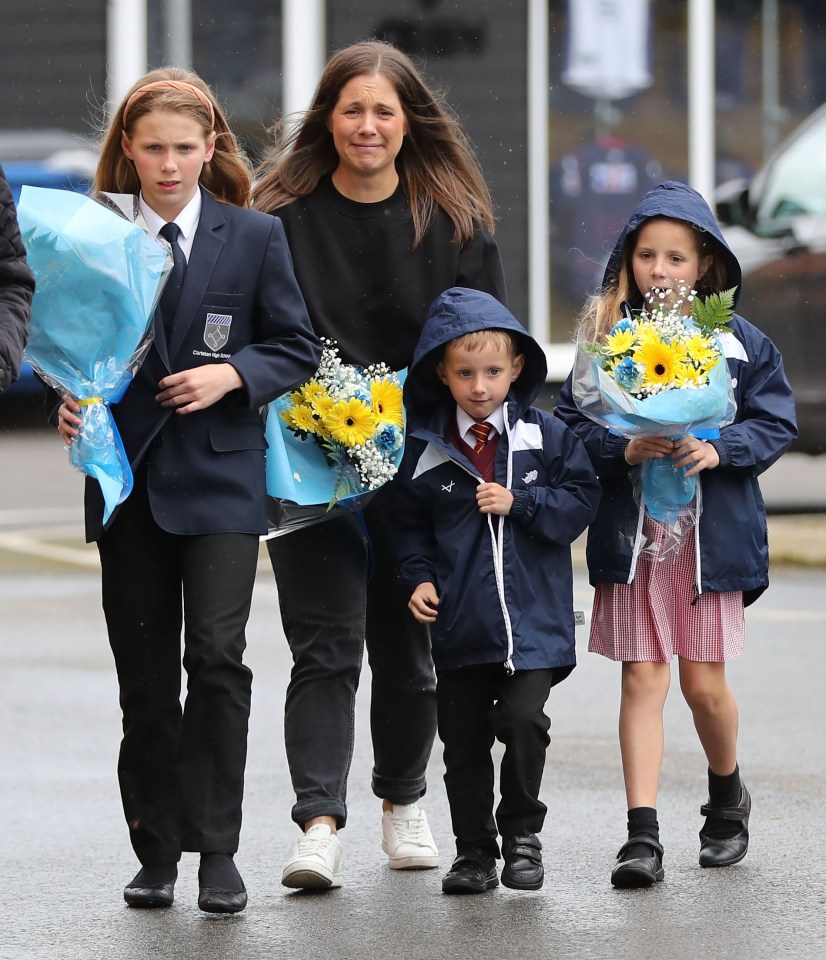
[253, 40, 506, 890]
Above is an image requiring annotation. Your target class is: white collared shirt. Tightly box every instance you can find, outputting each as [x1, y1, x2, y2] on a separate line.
[139, 190, 202, 262]
[455, 404, 506, 448]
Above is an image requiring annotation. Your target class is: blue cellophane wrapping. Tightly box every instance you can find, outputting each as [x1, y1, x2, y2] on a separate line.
[18, 188, 172, 522]
[572, 322, 737, 527]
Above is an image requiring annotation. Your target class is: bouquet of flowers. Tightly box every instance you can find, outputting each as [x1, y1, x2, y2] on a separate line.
[572, 283, 737, 527]
[18, 188, 172, 523]
[265, 339, 406, 535]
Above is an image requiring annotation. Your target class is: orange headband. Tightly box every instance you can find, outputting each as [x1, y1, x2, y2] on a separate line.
[123, 80, 216, 129]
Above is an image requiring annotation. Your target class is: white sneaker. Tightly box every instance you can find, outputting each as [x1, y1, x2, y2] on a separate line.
[381, 803, 440, 869]
[281, 823, 343, 889]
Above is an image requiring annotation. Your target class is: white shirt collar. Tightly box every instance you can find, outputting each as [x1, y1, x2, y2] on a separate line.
[139, 190, 202, 259]
[456, 404, 505, 445]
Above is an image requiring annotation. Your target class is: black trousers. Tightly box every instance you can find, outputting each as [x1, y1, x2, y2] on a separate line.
[96, 473, 259, 865]
[267, 484, 437, 828]
[436, 664, 555, 857]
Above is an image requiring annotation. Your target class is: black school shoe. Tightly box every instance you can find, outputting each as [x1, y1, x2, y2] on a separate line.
[441, 852, 499, 894]
[501, 835, 544, 890]
[610, 837, 665, 888]
[198, 853, 248, 913]
[699, 782, 751, 868]
[123, 864, 177, 908]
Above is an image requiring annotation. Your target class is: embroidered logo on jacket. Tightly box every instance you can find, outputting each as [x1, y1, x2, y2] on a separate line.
[522, 469, 538, 484]
[204, 313, 232, 350]
[441, 481, 455, 493]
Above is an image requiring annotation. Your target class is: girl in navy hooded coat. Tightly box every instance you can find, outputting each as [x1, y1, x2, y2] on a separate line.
[395, 287, 600, 894]
[555, 182, 797, 888]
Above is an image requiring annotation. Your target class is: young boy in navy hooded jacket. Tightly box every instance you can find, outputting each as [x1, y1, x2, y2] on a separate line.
[394, 287, 600, 894]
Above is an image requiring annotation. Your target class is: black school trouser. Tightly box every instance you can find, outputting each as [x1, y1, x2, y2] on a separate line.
[96, 473, 259, 866]
[267, 484, 438, 829]
[436, 664, 555, 858]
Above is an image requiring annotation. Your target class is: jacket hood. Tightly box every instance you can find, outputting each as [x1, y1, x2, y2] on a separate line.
[604, 180, 742, 307]
[404, 287, 548, 428]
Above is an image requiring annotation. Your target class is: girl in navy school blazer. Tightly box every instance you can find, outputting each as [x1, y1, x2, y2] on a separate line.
[54, 68, 320, 912]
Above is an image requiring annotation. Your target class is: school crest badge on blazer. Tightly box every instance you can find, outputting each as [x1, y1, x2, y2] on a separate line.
[204, 312, 232, 350]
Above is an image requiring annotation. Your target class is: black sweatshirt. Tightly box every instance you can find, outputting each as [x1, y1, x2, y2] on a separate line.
[270, 176, 506, 370]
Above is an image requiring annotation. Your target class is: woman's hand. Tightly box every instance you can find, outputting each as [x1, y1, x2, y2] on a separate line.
[409, 582, 439, 623]
[672, 436, 720, 477]
[156, 363, 243, 413]
[624, 436, 676, 465]
[57, 398, 81, 444]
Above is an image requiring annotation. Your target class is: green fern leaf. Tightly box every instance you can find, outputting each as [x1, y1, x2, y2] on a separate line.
[691, 287, 736, 335]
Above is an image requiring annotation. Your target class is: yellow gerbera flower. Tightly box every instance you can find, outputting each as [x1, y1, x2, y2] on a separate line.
[324, 398, 376, 447]
[310, 392, 335, 421]
[282, 404, 318, 434]
[682, 334, 720, 370]
[299, 380, 327, 405]
[675, 363, 708, 387]
[604, 327, 636, 356]
[370, 378, 404, 426]
[634, 337, 681, 387]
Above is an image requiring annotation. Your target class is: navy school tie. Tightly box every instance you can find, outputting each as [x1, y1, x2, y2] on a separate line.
[159, 221, 186, 335]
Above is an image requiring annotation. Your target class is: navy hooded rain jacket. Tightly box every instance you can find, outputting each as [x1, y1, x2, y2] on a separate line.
[395, 287, 601, 676]
[555, 181, 797, 606]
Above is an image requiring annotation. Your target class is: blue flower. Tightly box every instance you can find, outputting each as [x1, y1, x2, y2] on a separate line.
[609, 318, 635, 336]
[613, 356, 644, 393]
[373, 422, 403, 454]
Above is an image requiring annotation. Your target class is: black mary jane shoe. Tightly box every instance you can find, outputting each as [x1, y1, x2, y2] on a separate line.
[441, 852, 499, 895]
[123, 864, 177, 908]
[699, 783, 751, 868]
[198, 854, 248, 914]
[501, 834, 544, 891]
[610, 837, 665, 888]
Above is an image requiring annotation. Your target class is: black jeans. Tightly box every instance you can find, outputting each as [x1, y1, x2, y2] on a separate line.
[97, 473, 258, 865]
[436, 665, 555, 858]
[267, 485, 438, 828]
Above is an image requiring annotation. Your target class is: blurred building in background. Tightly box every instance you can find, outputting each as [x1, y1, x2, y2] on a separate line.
[2, 0, 824, 347]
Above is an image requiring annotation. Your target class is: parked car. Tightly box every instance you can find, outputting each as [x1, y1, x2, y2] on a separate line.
[1, 130, 96, 398]
[716, 104, 826, 455]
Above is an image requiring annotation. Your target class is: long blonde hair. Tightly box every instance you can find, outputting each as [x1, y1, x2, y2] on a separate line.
[251, 40, 494, 246]
[94, 67, 252, 207]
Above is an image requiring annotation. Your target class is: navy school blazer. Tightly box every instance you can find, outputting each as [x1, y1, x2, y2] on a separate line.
[83, 189, 321, 542]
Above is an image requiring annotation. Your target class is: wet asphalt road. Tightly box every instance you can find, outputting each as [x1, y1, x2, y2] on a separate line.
[1, 417, 825, 960]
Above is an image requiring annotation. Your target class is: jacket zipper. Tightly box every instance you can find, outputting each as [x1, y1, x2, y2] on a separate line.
[422, 414, 517, 673]
[495, 403, 516, 673]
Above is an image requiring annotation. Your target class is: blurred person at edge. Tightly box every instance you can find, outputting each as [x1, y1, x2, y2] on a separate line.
[0, 163, 35, 392]
[252, 39, 506, 891]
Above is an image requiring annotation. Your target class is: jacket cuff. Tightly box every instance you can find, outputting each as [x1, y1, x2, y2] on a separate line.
[509, 488, 531, 521]
[400, 562, 437, 594]
[708, 437, 731, 468]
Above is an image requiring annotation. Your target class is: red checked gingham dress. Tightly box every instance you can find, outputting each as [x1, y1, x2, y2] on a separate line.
[589, 514, 745, 663]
